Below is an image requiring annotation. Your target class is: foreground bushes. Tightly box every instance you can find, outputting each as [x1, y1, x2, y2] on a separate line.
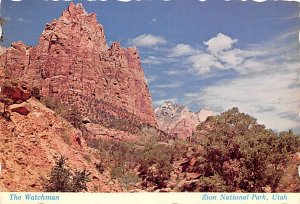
[191, 108, 300, 192]
[87, 107, 299, 192]
[44, 156, 90, 192]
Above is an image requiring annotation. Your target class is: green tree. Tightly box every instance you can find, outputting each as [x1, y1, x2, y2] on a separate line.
[192, 107, 300, 192]
[44, 156, 90, 192]
[71, 169, 91, 192]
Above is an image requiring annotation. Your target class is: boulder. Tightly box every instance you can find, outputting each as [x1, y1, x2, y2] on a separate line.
[1, 86, 31, 103]
[10, 104, 30, 116]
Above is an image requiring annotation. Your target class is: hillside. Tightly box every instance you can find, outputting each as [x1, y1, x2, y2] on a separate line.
[0, 2, 299, 193]
[0, 86, 123, 191]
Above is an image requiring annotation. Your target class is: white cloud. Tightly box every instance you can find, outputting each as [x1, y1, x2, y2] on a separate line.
[164, 69, 186, 76]
[142, 55, 175, 65]
[154, 81, 182, 89]
[185, 33, 244, 75]
[185, 32, 294, 75]
[17, 17, 31, 23]
[204, 33, 238, 54]
[168, 44, 198, 57]
[142, 56, 161, 65]
[153, 98, 178, 107]
[186, 53, 224, 75]
[183, 30, 300, 132]
[217, 49, 244, 67]
[130, 34, 167, 48]
[144, 75, 157, 84]
[4, 16, 11, 21]
[151, 18, 157, 23]
[187, 71, 300, 131]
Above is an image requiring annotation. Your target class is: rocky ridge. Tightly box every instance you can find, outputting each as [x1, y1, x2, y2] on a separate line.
[0, 2, 156, 133]
[0, 87, 123, 191]
[154, 101, 214, 139]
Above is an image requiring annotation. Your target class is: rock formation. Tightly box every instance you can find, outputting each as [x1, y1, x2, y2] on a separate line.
[154, 101, 214, 139]
[0, 96, 123, 192]
[0, 2, 156, 132]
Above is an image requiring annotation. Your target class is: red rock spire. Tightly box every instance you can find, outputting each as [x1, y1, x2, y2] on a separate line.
[1, 3, 157, 128]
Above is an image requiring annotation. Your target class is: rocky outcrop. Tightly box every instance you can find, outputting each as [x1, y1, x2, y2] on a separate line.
[0, 98, 123, 192]
[1, 85, 31, 103]
[154, 101, 214, 139]
[10, 103, 30, 116]
[0, 2, 156, 132]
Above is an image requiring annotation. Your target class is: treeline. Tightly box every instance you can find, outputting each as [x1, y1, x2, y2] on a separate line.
[45, 107, 300, 192]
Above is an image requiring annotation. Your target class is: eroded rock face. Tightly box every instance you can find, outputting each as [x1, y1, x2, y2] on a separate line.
[0, 98, 123, 192]
[154, 101, 214, 139]
[0, 2, 156, 130]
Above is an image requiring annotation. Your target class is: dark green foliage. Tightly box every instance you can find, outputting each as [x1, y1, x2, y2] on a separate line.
[192, 107, 300, 192]
[136, 141, 174, 189]
[41, 97, 85, 131]
[71, 169, 91, 192]
[276, 155, 300, 192]
[0, 95, 13, 120]
[30, 86, 41, 100]
[0, 81, 16, 120]
[95, 162, 105, 174]
[82, 107, 299, 192]
[44, 156, 90, 192]
[87, 135, 180, 189]
[110, 166, 124, 179]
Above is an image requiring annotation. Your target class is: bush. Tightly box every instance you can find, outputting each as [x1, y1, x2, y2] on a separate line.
[192, 107, 300, 192]
[137, 142, 174, 189]
[30, 86, 41, 100]
[110, 166, 124, 179]
[41, 97, 84, 131]
[44, 156, 90, 192]
[95, 162, 105, 174]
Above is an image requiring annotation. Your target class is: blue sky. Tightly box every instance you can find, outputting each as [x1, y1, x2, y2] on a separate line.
[0, 0, 299, 133]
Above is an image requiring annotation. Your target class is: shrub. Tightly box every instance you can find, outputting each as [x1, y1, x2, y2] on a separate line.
[95, 162, 105, 174]
[110, 166, 124, 179]
[41, 97, 84, 131]
[192, 107, 300, 192]
[30, 86, 41, 100]
[44, 156, 90, 192]
[83, 154, 92, 163]
[137, 142, 174, 189]
[61, 130, 71, 145]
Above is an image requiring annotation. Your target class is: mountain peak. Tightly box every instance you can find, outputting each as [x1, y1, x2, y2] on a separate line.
[67, 2, 87, 15]
[38, 1, 108, 52]
[66, 2, 88, 16]
[155, 102, 215, 138]
[1, 3, 157, 131]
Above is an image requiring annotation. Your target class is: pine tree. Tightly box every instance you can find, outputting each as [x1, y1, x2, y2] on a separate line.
[44, 156, 73, 192]
[44, 156, 90, 192]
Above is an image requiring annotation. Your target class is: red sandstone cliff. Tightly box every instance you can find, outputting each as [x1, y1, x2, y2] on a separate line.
[0, 2, 156, 130]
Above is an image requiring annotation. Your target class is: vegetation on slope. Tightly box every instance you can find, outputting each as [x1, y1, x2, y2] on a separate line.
[44, 156, 90, 192]
[85, 107, 300, 192]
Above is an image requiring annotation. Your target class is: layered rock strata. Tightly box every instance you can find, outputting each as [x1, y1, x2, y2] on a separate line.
[0, 2, 156, 131]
